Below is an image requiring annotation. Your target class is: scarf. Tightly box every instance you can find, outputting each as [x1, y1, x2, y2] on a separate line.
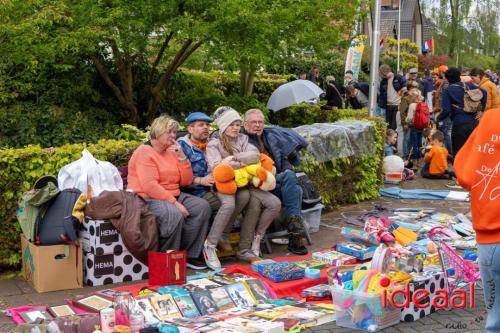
[190, 137, 207, 151]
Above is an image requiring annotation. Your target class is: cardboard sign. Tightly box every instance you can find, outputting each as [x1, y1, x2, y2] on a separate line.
[21, 235, 82, 293]
[148, 250, 187, 286]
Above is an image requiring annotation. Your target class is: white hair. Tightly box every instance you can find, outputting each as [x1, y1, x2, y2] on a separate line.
[244, 109, 264, 122]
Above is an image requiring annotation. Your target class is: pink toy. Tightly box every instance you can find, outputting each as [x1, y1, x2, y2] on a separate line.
[364, 218, 395, 243]
[429, 226, 481, 293]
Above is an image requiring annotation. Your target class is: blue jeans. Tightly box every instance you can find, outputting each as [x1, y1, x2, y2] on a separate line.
[409, 128, 423, 160]
[403, 128, 410, 157]
[274, 170, 303, 217]
[478, 244, 500, 333]
[438, 118, 452, 153]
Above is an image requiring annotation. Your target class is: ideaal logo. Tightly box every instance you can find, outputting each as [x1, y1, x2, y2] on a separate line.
[382, 283, 475, 309]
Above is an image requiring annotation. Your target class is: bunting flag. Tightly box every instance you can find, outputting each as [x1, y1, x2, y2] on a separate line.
[423, 39, 432, 53]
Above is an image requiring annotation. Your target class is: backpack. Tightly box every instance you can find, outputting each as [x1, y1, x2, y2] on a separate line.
[16, 181, 60, 242]
[412, 101, 430, 129]
[462, 84, 484, 113]
[295, 171, 321, 209]
[37, 188, 82, 245]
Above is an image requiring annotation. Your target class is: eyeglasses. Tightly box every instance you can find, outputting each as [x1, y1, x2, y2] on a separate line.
[248, 120, 264, 125]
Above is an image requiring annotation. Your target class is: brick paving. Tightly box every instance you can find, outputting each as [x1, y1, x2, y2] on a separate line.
[0, 177, 487, 332]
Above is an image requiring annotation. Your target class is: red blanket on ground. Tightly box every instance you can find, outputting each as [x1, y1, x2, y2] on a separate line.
[223, 255, 329, 299]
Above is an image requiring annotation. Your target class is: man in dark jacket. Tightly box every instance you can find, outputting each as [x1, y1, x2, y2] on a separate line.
[438, 67, 487, 157]
[243, 108, 308, 255]
[378, 64, 406, 130]
[324, 75, 344, 109]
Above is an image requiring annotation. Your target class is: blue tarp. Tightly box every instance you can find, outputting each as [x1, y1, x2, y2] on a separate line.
[380, 187, 469, 201]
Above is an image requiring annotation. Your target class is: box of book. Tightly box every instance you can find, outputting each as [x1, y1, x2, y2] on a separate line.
[257, 262, 305, 282]
[336, 242, 377, 260]
[312, 249, 357, 266]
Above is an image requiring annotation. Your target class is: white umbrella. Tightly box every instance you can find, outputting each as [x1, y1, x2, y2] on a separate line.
[266, 79, 325, 111]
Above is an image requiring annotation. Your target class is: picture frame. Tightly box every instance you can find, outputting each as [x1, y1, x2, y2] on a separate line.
[19, 310, 52, 324]
[48, 305, 76, 318]
[95, 288, 118, 300]
[74, 295, 113, 312]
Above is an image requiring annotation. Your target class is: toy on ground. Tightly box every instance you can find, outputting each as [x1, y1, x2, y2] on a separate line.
[428, 226, 481, 293]
[364, 218, 395, 243]
[213, 154, 276, 194]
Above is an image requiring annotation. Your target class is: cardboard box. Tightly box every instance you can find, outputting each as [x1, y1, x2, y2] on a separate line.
[21, 235, 82, 292]
[148, 250, 187, 286]
[80, 219, 125, 255]
[336, 242, 377, 260]
[84, 250, 148, 286]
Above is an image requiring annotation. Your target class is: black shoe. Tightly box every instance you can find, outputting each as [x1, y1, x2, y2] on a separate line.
[287, 215, 305, 233]
[186, 258, 208, 270]
[287, 234, 308, 255]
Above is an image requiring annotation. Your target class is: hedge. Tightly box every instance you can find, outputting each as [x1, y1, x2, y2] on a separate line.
[0, 109, 384, 269]
[0, 140, 142, 268]
[271, 106, 385, 208]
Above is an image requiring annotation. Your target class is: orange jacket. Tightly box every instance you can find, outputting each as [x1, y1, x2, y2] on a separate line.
[128, 144, 193, 203]
[480, 77, 500, 111]
[454, 107, 500, 244]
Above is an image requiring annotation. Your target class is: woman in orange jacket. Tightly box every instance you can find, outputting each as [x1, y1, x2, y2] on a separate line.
[471, 67, 500, 111]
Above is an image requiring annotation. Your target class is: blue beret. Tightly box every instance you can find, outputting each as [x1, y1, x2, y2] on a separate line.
[186, 112, 212, 124]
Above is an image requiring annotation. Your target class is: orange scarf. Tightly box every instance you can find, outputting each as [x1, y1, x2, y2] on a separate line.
[190, 138, 207, 151]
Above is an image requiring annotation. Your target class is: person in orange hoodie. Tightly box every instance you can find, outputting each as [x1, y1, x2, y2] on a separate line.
[454, 107, 500, 333]
[470, 67, 500, 111]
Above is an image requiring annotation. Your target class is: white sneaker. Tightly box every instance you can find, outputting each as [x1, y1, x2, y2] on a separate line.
[203, 240, 221, 270]
[251, 233, 263, 257]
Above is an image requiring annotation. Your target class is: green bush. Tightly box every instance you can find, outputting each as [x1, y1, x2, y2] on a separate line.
[0, 140, 141, 268]
[270, 106, 385, 208]
[0, 104, 119, 149]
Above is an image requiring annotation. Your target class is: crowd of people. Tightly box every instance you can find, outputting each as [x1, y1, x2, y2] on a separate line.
[127, 107, 309, 271]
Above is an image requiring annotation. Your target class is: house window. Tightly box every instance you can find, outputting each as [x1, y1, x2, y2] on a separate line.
[382, 0, 400, 9]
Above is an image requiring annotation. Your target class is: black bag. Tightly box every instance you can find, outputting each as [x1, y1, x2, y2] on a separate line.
[295, 171, 321, 209]
[38, 188, 82, 245]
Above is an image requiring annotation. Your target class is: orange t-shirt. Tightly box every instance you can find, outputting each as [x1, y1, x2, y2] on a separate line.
[127, 144, 193, 203]
[424, 144, 448, 175]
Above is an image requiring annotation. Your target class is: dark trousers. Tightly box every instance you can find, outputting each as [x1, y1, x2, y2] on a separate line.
[385, 105, 399, 130]
[409, 128, 423, 160]
[421, 163, 454, 179]
[451, 121, 477, 157]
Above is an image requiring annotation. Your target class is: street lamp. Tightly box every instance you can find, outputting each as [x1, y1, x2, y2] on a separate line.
[368, 0, 382, 117]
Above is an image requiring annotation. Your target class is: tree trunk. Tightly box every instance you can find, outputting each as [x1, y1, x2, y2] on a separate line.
[447, 0, 459, 57]
[239, 67, 256, 97]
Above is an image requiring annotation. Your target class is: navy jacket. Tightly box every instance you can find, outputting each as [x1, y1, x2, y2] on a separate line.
[378, 74, 407, 109]
[244, 127, 307, 173]
[438, 82, 487, 126]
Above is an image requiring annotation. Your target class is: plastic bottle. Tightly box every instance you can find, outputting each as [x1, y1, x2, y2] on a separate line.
[100, 308, 116, 333]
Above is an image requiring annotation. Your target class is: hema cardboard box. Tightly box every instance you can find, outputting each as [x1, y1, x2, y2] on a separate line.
[21, 235, 83, 292]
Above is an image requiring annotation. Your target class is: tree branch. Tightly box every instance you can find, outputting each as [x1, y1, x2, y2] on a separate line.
[151, 31, 174, 75]
[91, 55, 129, 110]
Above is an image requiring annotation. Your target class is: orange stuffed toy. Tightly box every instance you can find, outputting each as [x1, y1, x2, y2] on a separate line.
[213, 163, 237, 194]
[213, 154, 277, 195]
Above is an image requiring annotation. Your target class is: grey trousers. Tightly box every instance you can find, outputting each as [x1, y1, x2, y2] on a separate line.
[238, 189, 281, 250]
[204, 189, 250, 245]
[145, 192, 211, 258]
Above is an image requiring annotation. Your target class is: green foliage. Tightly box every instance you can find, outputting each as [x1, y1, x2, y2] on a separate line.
[0, 140, 142, 268]
[0, 104, 118, 149]
[458, 53, 497, 71]
[380, 38, 419, 72]
[270, 106, 385, 208]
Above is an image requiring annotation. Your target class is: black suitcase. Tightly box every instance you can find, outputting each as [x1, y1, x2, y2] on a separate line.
[38, 188, 82, 245]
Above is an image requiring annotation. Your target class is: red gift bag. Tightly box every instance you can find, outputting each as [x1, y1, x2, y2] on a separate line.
[148, 250, 187, 286]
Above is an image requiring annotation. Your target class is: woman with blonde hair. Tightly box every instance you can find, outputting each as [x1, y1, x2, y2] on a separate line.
[207, 107, 281, 263]
[127, 115, 211, 270]
[405, 89, 426, 166]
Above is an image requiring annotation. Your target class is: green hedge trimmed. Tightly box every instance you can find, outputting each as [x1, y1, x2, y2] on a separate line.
[0, 140, 141, 268]
[272, 106, 386, 208]
[0, 109, 384, 268]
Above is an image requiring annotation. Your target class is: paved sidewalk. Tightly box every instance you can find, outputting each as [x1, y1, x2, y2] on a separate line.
[0, 177, 486, 332]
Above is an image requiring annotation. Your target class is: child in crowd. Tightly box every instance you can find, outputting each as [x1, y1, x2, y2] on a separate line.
[421, 130, 454, 179]
[384, 129, 398, 156]
[405, 89, 425, 167]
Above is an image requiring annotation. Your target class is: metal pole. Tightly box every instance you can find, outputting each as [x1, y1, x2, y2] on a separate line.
[368, 0, 382, 117]
[397, 0, 401, 73]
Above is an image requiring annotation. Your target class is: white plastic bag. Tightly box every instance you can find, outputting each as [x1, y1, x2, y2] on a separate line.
[58, 149, 123, 197]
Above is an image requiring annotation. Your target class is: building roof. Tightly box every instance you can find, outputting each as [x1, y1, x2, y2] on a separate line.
[379, 0, 422, 41]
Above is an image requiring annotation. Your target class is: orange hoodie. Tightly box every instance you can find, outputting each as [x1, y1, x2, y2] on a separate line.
[454, 107, 500, 244]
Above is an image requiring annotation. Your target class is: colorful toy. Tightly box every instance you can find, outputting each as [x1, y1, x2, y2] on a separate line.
[364, 218, 395, 243]
[371, 245, 392, 273]
[388, 223, 418, 245]
[213, 154, 276, 195]
[429, 226, 481, 293]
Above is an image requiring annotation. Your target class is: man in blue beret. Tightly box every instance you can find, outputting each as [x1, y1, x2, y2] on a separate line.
[178, 112, 251, 258]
